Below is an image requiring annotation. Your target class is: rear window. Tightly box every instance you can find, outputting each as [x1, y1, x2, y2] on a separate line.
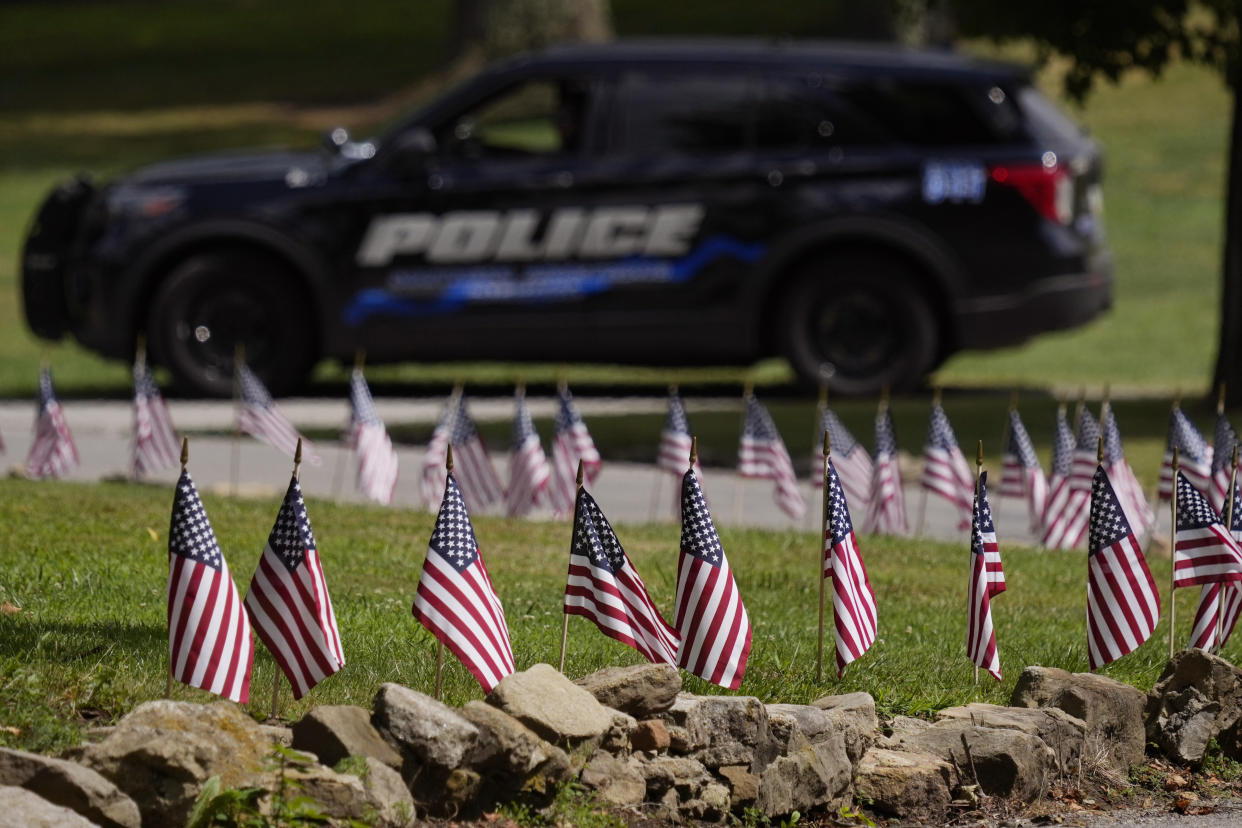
[609, 72, 754, 153]
[755, 75, 891, 149]
[1015, 85, 1088, 149]
[835, 77, 1021, 146]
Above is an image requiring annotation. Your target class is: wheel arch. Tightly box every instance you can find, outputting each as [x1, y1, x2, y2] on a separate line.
[749, 216, 968, 361]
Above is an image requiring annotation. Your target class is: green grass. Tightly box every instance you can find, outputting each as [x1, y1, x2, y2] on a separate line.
[0, 477, 1218, 756]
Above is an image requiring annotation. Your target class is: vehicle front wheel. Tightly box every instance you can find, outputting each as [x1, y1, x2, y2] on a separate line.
[147, 250, 315, 397]
[778, 253, 940, 395]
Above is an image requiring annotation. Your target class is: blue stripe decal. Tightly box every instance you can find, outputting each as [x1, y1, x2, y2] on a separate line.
[342, 234, 765, 326]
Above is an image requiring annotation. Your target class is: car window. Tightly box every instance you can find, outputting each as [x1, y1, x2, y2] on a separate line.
[445, 77, 590, 157]
[1015, 84, 1088, 148]
[756, 75, 892, 149]
[834, 77, 1014, 146]
[609, 71, 755, 154]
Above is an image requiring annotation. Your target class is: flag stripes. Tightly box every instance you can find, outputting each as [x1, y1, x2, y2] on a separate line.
[823, 458, 877, 676]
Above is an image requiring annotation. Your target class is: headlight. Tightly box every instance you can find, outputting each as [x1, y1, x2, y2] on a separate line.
[106, 185, 186, 218]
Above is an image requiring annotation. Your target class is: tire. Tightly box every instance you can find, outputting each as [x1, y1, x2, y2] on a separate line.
[147, 250, 316, 397]
[778, 252, 939, 395]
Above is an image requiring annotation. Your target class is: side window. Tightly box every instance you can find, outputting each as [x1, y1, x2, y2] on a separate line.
[609, 72, 755, 154]
[755, 75, 891, 149]
[835, 78, 1009, 146]
[443, 77, 590, 157]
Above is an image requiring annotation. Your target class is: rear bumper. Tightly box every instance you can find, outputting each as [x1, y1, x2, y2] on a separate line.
[953, 249, 1114, 349]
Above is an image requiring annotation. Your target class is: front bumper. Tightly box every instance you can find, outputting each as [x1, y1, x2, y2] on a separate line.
[953, 249, 1114, 350]
[21, 176, 96, 340]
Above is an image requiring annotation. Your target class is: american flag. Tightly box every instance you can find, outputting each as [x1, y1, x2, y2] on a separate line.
[1000, 408, 1048, 533]
[674, 468, 752, 689]
[421, 389, 461, 509]
[1212, 410, 1238, 511]
[658, 390, 694, 475]
[347, 368, 399, 505]
[1158, 406, 1212, 502]
[864, 403, 907, 535]
[565, 487, 680, 664]
[167, 469, 254, 703]
[1173, 470, 1242, 588]
[1040, 405, 1079, 549]
[823, 457, 877, 677]
[412, 474, 515, 693]
[550, 388, 602, 516]
[131, 357, 179, 478]
[237, 363, 314, 462]
[1047, 406, 1099, 550]
[1191, 478, 1242, 650]
[1087, 464, 1160, 670]
[812, 408, 873, 518]
[739, 395, 806, 520]
[505, 390, 551, 517]
[921, 402, 974, 528]
[1101, 403, 1155, 533]
[450, 395, 504, 513]
[25, 367, 78, 480]
[244, 475, 344, 699]
[967, 470, 1002, 682]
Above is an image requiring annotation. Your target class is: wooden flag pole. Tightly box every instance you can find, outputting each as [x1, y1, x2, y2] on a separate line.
[996, 392, 1018, 523]
[818, 429, 830, 682]
[269, 439, 304, 720]
[330, 350, 366, 500]
[230, 343, 244, 497]
[1220, 444, 1239, 651]
[434, 445, 453, 701]
[974, 440, 984, 687]
[559, 460, 586, 674]
[808, 384, 829, 532]
[168, 437, 190, 699]
[1170, 446, 1180, 660]
[649, 384, 675, 522]
[734, 382, 753, 524]
[916, 389, 941, 538]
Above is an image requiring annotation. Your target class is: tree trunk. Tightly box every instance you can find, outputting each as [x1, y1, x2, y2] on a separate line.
[1213, 77, 1242, 407]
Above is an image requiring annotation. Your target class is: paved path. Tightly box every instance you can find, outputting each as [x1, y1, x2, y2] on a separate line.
[0, 396, 1044, 544]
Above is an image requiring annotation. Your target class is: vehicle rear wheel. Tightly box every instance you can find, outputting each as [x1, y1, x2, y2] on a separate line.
[778, 252, 940, 395]
[147, 250, 315, 398]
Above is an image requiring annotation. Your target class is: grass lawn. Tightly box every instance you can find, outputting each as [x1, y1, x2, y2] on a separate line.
[0, 477, 1217, 756]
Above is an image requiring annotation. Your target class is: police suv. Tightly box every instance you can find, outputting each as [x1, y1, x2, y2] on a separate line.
[21, 40, 1112, 396]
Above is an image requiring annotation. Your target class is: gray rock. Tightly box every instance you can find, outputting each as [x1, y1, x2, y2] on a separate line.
[459, 701, 572, 806]
[639, 755, 713, 802]
[935, 703, 1086, 773]
[258, 725, 293, 747]
[682, 782, 731, 821]
[601, 707, 638, 754]
[756, 736, 852, 819]
[0, 785, 100, 827]
[855, 748, 953, 817]
[1012, 664, 1147, 773]
[887, 720, 1054, 802]
[659, 694, 776, 771]
[811, 692, 878, 765]
[371, 683, 479, 771]
[1146, 649, 1242, 765]
[575, 664, 682, 718]
[292, 705, 402, 769]
[0, 747, 140, 828]
[580, 752, 647, 806]
[284, 765, 374, 822]
[765, 712, 810, 756]
[358, 758, 416, 827]
[486, 663, 612, 746]
[72, 700, 274, 827]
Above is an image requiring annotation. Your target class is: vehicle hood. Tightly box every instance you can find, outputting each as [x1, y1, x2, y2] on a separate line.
[121, 149, 328, 187]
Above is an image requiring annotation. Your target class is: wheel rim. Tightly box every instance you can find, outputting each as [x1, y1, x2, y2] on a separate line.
[172, 284, 277, 387]
[810, 288, 908, 382]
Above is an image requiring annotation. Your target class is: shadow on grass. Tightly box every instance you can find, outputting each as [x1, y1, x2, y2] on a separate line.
[0, 618, 165, 660]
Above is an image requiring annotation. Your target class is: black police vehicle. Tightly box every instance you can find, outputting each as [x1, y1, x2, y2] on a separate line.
[22, 40, 1112, 396]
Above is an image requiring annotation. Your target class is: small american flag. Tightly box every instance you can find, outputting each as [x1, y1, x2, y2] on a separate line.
[812, 408, 873, 518]
[1047, 406, 1099, 550]
[1212, 410, 1238, 511]
[450, 395, 504, 513]
[550, 388, 601, 516]
[658, 390, 694, 476]
[674, 468, 752, 689]
[565, 488, 680, 664]
[864, 403, 907, 535]
[421, 389, 461, 509]
[347, 369, 399, 505]
[412, 474, 515, 693]
[25, 368, 78, 480]
[244, 476, 344, 699]
[1158, 406, 1212, 502]
[505, 390, 551, 517]
[131, 358, 179, 478]
[1191, 475, 1242, 650]
[1101, 403, 1155, 533]
[921, 402, 974, 529]
[167, 469, 254, 703]
[1000, 409, 1048, 533]
[1087, 464, 1160, 670]
[967, 470, 1002, 682]
[238, 363, 315, 462]
[823, 457, 877, 677]
[1040, 406, 1079, 548]
[1173, 470, 1242, 588]
[739, 395, 806, 520]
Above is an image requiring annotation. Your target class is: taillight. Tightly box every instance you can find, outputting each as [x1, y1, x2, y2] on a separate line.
[990, 161, 1074, 225]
